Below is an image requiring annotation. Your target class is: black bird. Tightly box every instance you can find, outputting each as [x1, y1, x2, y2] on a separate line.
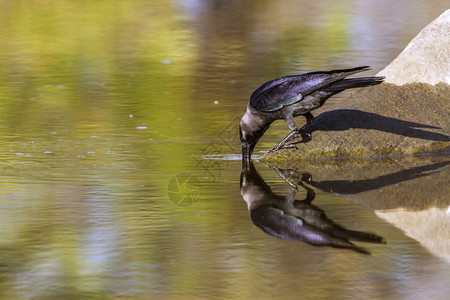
[239, 66, 384, 159]
[240, 159, 385, 254]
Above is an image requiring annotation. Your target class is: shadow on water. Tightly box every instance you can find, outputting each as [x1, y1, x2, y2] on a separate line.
[240, 160, 385, 254]
[267, 156, 449, 211]
[247, 154, 450, 262]
[306, 109, 450, 142]
[293, 160, 450, 195]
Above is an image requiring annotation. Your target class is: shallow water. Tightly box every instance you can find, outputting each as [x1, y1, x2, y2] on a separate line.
[1, 1, 449, 299]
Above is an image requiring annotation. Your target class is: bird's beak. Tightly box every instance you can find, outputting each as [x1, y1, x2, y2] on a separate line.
[242, 145, 252, 170]
[242, 144, 251, 160]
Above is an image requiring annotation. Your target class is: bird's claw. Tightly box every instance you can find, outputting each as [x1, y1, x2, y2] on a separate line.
[267, 142, 296, 153]
[301, 173, 312, 182]
[266, 132, 311, 154]
[281, 143, 298, 150]
[300, 132, 312, 143]
[266, 146, 280, 154]
[280, 132, 311, 149]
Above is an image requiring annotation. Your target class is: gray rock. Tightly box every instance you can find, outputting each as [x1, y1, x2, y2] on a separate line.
[262, 83, 450, 161]
[262, 11, 450, 162]
[377, 9, 450, 85]
[266, 156, 450, 262]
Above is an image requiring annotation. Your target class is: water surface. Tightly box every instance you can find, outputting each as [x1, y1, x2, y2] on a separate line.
[0, 1, 449, 299]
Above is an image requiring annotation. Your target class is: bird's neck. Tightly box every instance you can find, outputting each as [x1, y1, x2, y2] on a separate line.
[241, 106, 272, 132]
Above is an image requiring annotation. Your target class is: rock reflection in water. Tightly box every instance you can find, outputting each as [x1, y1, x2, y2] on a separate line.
[240, 160, 385, 254]
[304, 160, 449, 200]
[259, 156, 449, 261]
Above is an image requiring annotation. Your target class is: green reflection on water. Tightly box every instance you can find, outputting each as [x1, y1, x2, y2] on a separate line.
[0, 1, 449, 299]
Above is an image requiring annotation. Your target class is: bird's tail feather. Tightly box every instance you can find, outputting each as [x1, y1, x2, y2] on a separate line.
[325, 76, 385, 92]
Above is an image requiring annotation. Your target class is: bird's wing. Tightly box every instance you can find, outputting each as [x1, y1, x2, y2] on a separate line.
[249, 66, 370, 112]
[249, 73, 335, 111]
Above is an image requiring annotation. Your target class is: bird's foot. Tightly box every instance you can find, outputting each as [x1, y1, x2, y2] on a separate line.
[266, 132, 312, 154]
[300, 173, 312, 183]
[281, 143, 298, 150]
[280, 132, 312, 149]
[266, 143, 292, 154]
[266, 144, 283, 154]
[300, 132, 312, 143]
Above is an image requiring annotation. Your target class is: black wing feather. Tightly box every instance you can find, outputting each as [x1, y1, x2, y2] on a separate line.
[249, 66, 371, 112]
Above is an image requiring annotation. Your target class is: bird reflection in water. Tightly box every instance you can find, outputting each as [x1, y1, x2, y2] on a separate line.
[240, 160, 385, 254]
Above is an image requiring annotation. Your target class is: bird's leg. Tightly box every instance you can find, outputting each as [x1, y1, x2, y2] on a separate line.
[266, 113, 314, 153]
[265, 115, 298, 153]
[267, 130, 302, 153]
[295, 181, 316, 204]
[281, 113, 315, 149]
[272, 166, 298, 191]
[292, 112, 314, 138]
[298, 112, 315, 133]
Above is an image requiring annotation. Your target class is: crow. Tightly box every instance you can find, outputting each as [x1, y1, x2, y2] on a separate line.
[239, 66, 384, 160]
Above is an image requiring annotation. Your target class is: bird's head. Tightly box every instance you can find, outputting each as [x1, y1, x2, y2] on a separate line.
[239, 123, 257, 161]
[239, 109, 269, 161]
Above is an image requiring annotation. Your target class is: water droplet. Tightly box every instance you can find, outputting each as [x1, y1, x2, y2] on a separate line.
[136, 126, 148, 130]
[44, 151, 52, 154]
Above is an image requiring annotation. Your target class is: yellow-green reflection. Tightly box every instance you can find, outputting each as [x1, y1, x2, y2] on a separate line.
[0, 1, 449, 299]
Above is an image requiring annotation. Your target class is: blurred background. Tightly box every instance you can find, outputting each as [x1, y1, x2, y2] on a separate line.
[0, 1, 449, 299]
